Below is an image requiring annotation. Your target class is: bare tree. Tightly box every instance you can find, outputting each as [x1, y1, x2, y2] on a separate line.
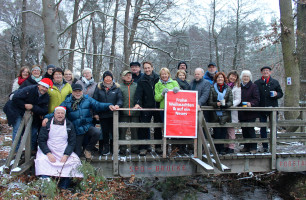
[109, 0, 119, 72]
[279, 0, 300, 120]
[42, 0, 59, 66]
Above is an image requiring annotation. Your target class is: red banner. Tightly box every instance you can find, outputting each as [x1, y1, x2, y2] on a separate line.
[164, 91, 198, 138]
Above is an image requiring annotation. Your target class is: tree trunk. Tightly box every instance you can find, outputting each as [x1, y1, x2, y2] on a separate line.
[109, 0, 119, 72]
[123, 0, 131, 68]
[212, 0, 220, 70]
[67, 0, 79, 71]
[42, 0, 59, 66]
[81, 18, 92, 73]
[232, 0, 240, 70]
[21, 0, 27, 66]
[297, 1, 306, 105]
[91, 13, 98, 81]
[279, 0, 300, 120]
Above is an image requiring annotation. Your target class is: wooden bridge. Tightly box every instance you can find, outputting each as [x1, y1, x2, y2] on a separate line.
[4, 107, 306, 177]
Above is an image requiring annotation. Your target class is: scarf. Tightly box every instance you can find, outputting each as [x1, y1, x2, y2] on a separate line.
[144, 73, 155, 87]
[160, 78, 172, 84]
[227, 82, 235, 89]
[53, 80, 65, 92]
[176, 78, 190, 90]
[214, 83, 227, 116]
[31, 75, 42, 83]
[103, 81, 114, 91]
[82, 76, 94, 88]
[72, 95, 83, 111]
[262, 76, 270, 84]
[18, 76, 28, 85]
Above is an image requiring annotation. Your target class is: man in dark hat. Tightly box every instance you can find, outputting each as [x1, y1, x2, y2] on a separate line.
[177, 61, 188, 73]
[43, 83, 118, 159]
[130, 62, 143, 83]
[254, 66, 283, 152]
[204, 62, 218, 84]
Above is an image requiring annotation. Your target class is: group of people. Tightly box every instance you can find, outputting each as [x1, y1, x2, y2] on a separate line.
[3, 61, 283, 188]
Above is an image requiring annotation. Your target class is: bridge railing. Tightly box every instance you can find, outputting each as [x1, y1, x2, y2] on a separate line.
[113, 107, 306, 175]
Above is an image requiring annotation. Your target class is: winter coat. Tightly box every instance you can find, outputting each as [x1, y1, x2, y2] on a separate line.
[208, 84, 233, 123]
[19, 76, 41, 89]
[189, 78, 211, 106]
[154, 79, 180, 109]
[75, 79, 97, 98]
[203, 71, 217, 85]
[43, 72, 53, 80]
[119, 81, 139, 116]
[12, 78, 20, 92]
[175, 78, 190, 90]
[45, 95, 111, 135]
[134, 72, 160, 108]
[47, 82, 72, 113]
[3, 85, 49, 127]
[238, 81, 260, 120]
[254, 77, 283, 107]
[230, 86, 241, 123]
[93, 82, 123, 119]
[38, 119, 76, 156]
[132, 72, 143, 83]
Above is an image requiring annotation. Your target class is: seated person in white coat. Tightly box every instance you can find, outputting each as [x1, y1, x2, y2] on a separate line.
[35, 106, 83, 189]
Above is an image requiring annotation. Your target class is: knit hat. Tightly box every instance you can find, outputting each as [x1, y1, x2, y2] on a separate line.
[47, 64, 56, 70]
[72, 83, 83, 91]
[31, 65, 42, 72]
[38, 78, 53, 89]
[122, 70, 132, 77]
[52, 67, 64, 76]
[82, 68, 92, 74]
[54, 106, 66, 113]
[208, 62, 216, 68]
[177, 61, 188, 69]
[260, 66, 272, 71]
[130, 62, 141, 67]
[103, 71, 113, 80]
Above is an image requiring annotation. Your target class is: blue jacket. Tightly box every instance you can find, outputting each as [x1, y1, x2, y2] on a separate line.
[203, 71, 217, 85]
[45, 95, 111, 135]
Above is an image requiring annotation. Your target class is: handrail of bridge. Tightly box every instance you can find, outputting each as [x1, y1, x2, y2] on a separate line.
[113, 107, 306, 175]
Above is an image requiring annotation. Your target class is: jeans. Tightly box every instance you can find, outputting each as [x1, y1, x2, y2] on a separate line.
[12, 115, 39, 151]
[240, 118, 257, 151]
[75, 126, 100, 156]
[40, 175, 71, 189]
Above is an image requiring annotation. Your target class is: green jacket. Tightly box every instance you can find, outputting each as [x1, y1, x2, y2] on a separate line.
[154, 79, 179, 109]
[119, 81, 139, 116]
[47, 83, 72, 113]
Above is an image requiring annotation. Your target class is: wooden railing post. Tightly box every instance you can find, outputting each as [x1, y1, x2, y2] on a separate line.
[113, 110, 119, 176]
[301, 110, 306, 145]
[270, 110, 277, 170]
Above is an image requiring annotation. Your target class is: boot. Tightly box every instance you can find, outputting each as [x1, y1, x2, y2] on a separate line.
[101, 144, 110, 155]
[99, 140, 104, 154]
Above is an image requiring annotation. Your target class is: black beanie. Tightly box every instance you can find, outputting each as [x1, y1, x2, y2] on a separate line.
[177, 61, 188, 69]
[47, 64, 56, 70]
[103, 71, 113, 80]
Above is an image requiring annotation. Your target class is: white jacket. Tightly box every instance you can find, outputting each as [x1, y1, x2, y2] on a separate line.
[231, 86, 241, 123]
[12, 78, 19, 92]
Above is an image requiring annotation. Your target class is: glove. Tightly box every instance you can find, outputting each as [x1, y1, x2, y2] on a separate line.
[162, 88, 169, 96]
[173, 87, 179, 94]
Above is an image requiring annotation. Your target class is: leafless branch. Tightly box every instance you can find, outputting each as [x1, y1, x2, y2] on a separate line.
[22, 10, 42, 18]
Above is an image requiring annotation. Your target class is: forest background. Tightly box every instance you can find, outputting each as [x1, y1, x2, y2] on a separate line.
[0, 0, 305, 117]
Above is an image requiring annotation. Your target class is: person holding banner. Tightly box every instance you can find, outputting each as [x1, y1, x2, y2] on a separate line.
[208, 72, 233, 155]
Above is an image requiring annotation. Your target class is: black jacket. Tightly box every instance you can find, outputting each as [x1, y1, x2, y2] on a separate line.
[19, 76, 39, 89]
[134, 72, 160, 108]
[132, 72, 143, 83]
[38, 119, 76, 156]
[238, 81, 260, 120]
[93, 82, 123, 118]
[254, 77, 283, 107]
[3, 85, 49, 126]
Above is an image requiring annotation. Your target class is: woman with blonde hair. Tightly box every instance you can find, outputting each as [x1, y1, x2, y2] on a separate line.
[64, 69, 77, 85]
[175, 69, 190, 90]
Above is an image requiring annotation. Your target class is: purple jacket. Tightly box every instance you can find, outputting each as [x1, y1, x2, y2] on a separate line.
[238, 81, 260, 120]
